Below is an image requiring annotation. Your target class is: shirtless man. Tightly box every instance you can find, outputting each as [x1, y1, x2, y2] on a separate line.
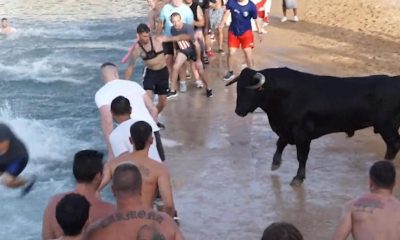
[333, 161, 400, 240]
[124, 23, 169, 119]
[55, 193, 91, 240]
[84, 164, 183, 240]
[42, 150, 115, 240]
[98, 121, 175, 217]
[0, 18, 17, 35]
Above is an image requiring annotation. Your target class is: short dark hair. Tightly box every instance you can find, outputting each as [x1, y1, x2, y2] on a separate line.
[56, 193, 90, 236]
[73, 150, 104, 183]
[262, 222, 303, 240]
[112, 163, 142, 194]
[111, 96, 131, 116]
[137, 23, 150, 34]
[1, 18, 7, 21]
[130, 121, 152, 151]
[170, 12, 181, 21]
[100, 62, 116, 69]
[369, 160, 396, 189]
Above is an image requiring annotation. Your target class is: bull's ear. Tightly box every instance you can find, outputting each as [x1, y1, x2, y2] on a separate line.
[225, 76, 239, 86]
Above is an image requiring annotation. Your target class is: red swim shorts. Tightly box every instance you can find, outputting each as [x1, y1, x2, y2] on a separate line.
[228, 30, 254, 49]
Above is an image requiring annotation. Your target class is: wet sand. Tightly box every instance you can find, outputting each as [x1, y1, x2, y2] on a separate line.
[162, 0, 400, 239]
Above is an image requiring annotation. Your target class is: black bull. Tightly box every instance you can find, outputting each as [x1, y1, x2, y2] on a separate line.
[226, 67, 400, 186]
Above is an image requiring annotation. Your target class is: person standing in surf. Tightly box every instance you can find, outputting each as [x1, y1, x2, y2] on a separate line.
[0, 123, 35, 195]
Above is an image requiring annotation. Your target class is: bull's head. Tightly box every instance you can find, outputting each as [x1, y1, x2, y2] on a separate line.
[226, 68, 266, 117]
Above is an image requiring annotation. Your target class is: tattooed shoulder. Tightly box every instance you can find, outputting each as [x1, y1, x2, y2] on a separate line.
[353, 197, 384, 213]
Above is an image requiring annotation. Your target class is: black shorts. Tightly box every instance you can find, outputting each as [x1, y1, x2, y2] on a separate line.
[0, 156, 28, 177]
[143, 66, 169, 95]
[178, 48, 197, 61]
[162, 42, 174, 55]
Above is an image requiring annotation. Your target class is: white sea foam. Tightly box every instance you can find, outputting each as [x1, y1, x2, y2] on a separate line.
[0, 101, 86, 162]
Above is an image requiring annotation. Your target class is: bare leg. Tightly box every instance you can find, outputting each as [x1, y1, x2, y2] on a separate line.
[242, 47, 254, 68]
[170, 53, 188, 91]
[157, 95, 167, 114]
[217, 27, 224, 50]
[194, 60, 210, 89]
[227, 47, 237, 72]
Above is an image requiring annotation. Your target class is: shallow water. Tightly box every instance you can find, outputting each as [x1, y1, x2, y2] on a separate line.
[0, 2, 148, 238]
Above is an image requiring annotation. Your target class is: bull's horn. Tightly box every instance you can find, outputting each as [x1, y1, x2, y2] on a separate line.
[225, 76, 239, 86]
[246, 72, 265, 89]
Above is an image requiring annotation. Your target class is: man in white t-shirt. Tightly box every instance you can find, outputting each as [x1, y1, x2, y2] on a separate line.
[95, 62, 164, 161]
[109, 96, 162, 162]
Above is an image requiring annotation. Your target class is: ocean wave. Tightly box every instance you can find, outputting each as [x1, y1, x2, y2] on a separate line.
[0, 56, 92, 84]
[0, 101, 88, 162]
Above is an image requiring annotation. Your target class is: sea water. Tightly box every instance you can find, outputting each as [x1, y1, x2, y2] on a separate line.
[0, 3, 148, 238]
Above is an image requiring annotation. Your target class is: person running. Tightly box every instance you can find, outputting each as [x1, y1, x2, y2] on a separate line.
[42, 150, 115, 240]
[95, 62, 163, 160]
[209, 0, 225, 54]
[0, 18, 17, 35]
[0, 123, 35, 194]
[160, 12, 213, 98]
[109, 96, 164, 162]
[98, 121, 175, 218]
[84, 164, 182, 240]
[55, 193, 91, 240]
[333, 161, 400, 240]
[219, 0, 262, 81]
[158, 0, 194, 90]
[124, 23, 169, 120]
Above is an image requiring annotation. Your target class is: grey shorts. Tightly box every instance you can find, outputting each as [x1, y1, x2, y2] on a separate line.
[283, 0, 297, 9]
[209, 8, 224, 30]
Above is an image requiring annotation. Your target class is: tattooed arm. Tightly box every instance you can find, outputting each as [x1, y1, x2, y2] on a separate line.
[158, 166, 175, 218]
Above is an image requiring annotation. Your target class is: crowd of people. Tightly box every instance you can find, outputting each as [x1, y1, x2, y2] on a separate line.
[4, 0, 400, 239]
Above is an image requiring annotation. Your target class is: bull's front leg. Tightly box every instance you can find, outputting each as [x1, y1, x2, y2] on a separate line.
[290, 140, 311, 187]
[271, 137, 288, 171]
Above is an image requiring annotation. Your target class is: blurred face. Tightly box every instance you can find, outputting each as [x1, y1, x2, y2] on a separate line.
[171, 15, 183, 29]
[1, 20, 8, 28]
[0, 140, 10, 155]
[138, 32, 150, 44]
[171, 0, 182, 7]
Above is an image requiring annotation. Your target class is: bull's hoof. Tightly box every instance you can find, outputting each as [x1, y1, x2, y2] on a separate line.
[290, 177, 304, 187]
[271, 163, 281, 171]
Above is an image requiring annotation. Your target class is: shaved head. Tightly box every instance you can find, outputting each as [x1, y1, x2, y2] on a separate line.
[112, 163, 142, 196]
[100, 62, 119, 82]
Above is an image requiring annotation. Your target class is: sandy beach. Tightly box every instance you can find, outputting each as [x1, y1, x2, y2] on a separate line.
[248, 0, 400, 76]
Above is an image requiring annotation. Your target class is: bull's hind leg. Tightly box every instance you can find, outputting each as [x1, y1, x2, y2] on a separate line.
[378, 126, 400, 160]
[290, 140, 311, 187]
[271, 137, 288, 170]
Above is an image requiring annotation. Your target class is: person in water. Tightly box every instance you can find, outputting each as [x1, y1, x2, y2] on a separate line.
[0, 123, 35, 195]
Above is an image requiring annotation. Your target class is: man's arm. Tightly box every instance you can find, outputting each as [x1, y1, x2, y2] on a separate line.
[124, 46, 140, 80]
[332, 201, 353, 240]
[218, 8, 231, 29]
[143, 93, 159, 122]
[157, 167, 175, 217]
[157, 34, 192, 43]
[99, 106, 114, 160]
[193, 6, 205, 28]
[97, 161, 113, 193]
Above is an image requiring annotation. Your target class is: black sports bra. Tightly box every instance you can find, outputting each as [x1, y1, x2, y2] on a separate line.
[138, 37, 164, 61]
